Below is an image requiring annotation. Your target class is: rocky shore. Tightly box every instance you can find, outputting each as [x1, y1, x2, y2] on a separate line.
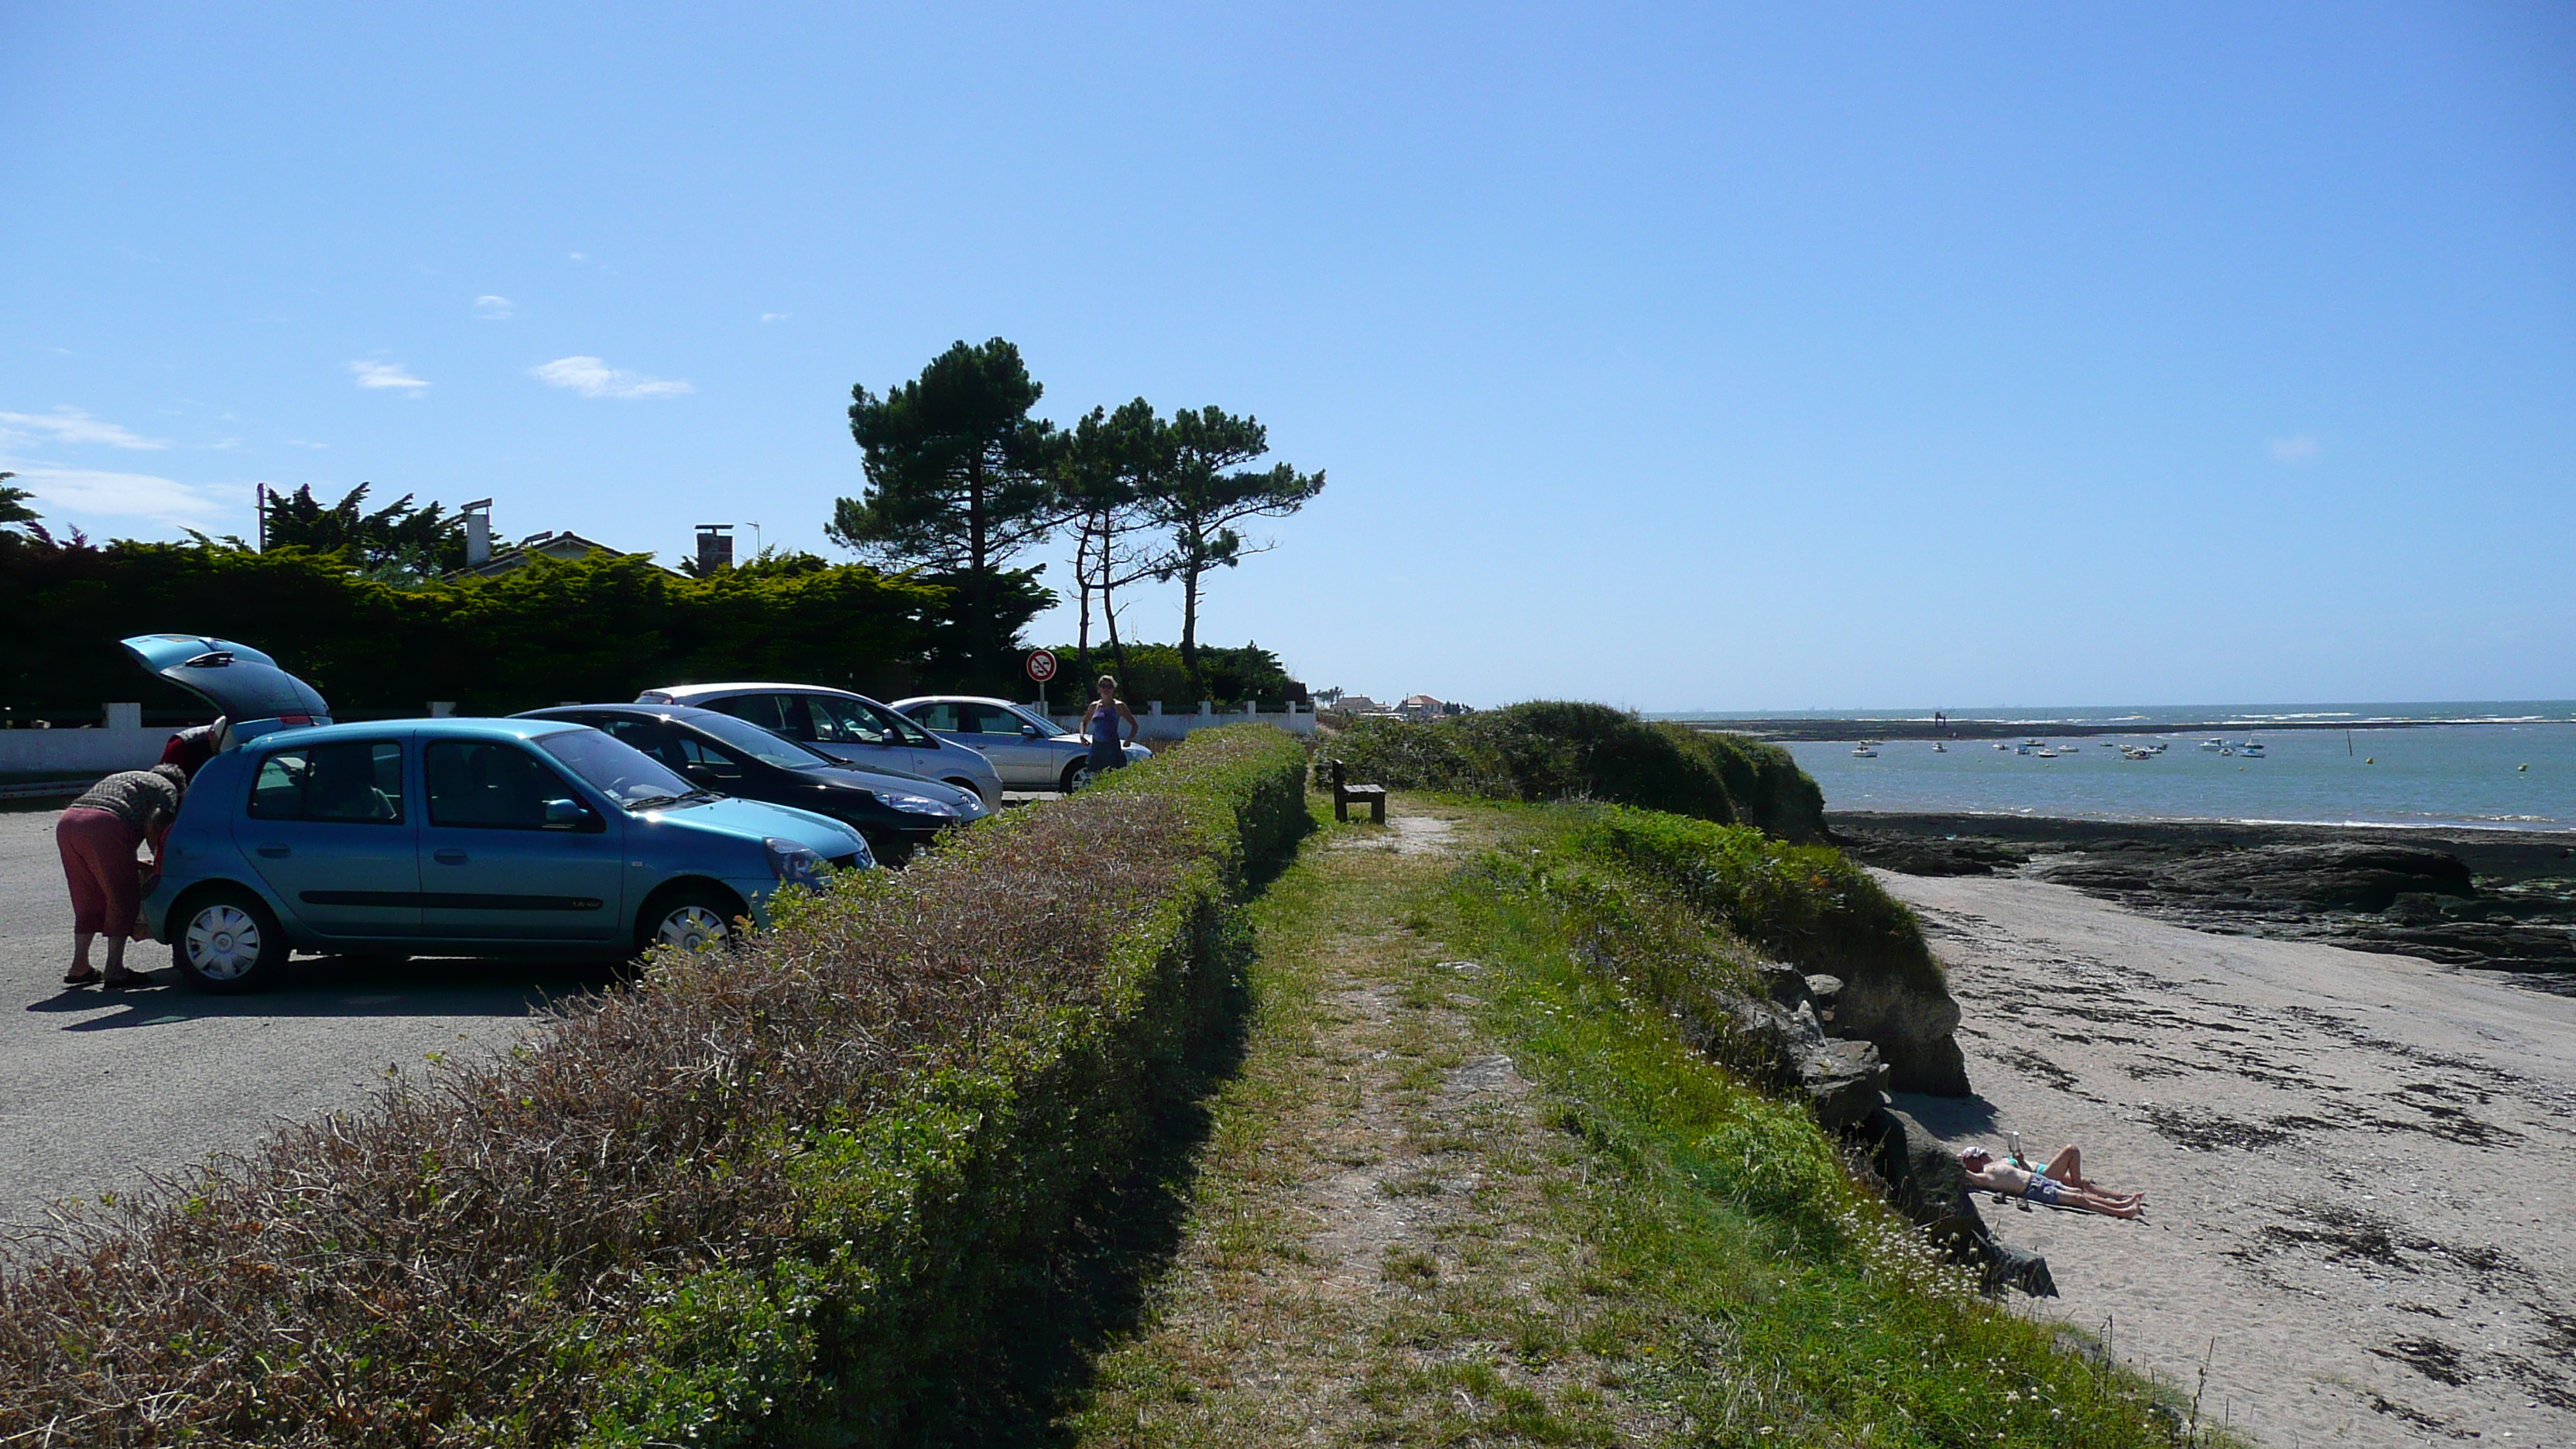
[1830, 811, 2576, 983]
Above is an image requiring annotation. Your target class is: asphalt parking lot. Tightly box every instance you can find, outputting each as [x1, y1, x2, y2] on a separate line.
[0, 802, 621, 1235]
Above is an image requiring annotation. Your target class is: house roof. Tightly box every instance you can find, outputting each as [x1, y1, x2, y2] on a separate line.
[447, 530, 647, 580]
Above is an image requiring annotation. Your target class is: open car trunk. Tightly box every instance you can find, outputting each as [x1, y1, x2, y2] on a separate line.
[121, 634, 331, 742]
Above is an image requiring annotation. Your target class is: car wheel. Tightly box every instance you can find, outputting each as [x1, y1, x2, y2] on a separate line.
[1060, 759, 1096, 793]
[173, 887, 289, 993]
[636, 886, 743, 957]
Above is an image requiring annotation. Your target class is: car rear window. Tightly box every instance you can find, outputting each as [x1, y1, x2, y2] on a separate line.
[248, 742, 404, 824]
[906, 701, 960, 732]
[712, 693, 803, 737]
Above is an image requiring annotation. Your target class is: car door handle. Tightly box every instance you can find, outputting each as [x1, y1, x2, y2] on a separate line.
[255, 843, 290, 858]
[433, 848, 468, 865]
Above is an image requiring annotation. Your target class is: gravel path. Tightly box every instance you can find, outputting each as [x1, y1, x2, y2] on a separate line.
[1878, 867, 2576, 1447]
[0, 803, 616, 1235]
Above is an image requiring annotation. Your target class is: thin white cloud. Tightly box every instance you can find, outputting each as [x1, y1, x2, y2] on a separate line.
[0, 406, 166, 449]
[2267, 433, 2319, 464]
[6, 465, 249, 528]
[760, 313, 788, 323]
[286, 438, 330, 450]
[350, 360, 430, 391]
[473, 295, 515, 320]
[569, 252, 588, 262]
[529, 355, 694, 399]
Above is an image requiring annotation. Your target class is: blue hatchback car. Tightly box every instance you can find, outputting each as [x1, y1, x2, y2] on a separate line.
[123, 635, 872, 992]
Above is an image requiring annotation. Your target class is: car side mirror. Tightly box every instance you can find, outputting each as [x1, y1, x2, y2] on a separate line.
[542, 797, 588, 830]
[879, 728, 902, 745]
[1021, 724, 1042, 738]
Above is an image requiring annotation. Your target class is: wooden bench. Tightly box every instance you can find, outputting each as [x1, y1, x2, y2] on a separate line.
[1325, 759, 1387, 824]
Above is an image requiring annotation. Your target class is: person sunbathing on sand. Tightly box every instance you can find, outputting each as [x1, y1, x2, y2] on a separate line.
[1960, 1145, 2146, 1218]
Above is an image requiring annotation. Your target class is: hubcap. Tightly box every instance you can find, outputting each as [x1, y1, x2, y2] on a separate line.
[1067, 764, 1094, 791]
[185, 904, 263, 981]
[655, 905, 729, 953]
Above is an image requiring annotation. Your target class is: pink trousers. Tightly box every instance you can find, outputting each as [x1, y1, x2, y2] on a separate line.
[57, 807, 144, 937]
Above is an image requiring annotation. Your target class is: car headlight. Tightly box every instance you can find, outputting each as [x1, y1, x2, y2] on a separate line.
[877, 790, 961, 820]
[764, 837, 827, 887]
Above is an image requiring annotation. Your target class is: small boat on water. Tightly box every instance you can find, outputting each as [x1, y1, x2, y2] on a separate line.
[2239, 741, 2266, 758]
[2035, 748, 2060, 759]
[2121, 745, 2156, 760]
[1932, 742, 1947, 752]
[1852, 745, 1879, 758]
[2199, 738, 2225, 751]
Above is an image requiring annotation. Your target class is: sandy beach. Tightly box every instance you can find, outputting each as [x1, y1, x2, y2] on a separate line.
[1875, 868, 2576, 1447]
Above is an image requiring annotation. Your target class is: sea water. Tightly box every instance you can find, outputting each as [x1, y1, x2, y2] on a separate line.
[1754, 704, 2576, 832]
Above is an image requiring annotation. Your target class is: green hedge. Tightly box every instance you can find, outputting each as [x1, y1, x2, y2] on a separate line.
[0, 537, 996, 715]
[1324, 701, 1828, 841]
[0, 724, 1312, 1447]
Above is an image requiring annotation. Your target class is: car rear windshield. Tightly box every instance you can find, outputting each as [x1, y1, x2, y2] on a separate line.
[687, 711, 834, 769]
[533, 728, 697, 808]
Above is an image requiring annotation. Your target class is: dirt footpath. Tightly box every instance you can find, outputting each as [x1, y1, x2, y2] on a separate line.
[1067, 803, 1669, 1446]
[1876, 868, 2576, 1447]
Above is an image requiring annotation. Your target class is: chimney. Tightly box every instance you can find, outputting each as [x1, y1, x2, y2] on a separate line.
[696, 523, 735, 573]
[461, 498, 494, 568]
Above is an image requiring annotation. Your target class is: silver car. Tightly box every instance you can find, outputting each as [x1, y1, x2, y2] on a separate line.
[635, 683, 1005, 810]
[892, 694, 1151, 793]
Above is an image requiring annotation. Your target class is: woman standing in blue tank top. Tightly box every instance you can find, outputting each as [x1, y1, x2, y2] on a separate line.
[1081, 674, 1136, 787]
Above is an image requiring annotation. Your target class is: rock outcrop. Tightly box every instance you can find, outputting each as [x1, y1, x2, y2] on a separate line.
[1862, 1106, 2057, 1298]
[1832, 813, 2576, 975]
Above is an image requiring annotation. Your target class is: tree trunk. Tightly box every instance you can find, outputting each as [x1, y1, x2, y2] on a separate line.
[965, 454, 991, 687]
[1178, 540, 1204, 699]
[1072, 512, 1096, 684]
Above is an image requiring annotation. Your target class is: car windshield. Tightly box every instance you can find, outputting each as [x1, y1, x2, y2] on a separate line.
[533, 728, 700, 808]
[1003, 705, 1059, 735]
[685, 711, 836, 769]
[814, 693, 937, 748]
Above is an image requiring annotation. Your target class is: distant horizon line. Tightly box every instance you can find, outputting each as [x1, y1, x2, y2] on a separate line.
[1647, 699, 2576, 721]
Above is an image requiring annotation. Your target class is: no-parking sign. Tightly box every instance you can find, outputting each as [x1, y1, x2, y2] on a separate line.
[1025, 649, 1059, 683]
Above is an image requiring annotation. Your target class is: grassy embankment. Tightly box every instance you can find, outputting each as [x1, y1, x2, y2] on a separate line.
[1069, 756, 2206, 1442]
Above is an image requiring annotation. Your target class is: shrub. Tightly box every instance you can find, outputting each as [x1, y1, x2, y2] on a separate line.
[0, 725, 1310, 1447]
[1573, 807, 1935, 992]
[1326, 702, 1827, 841]
[1498, 803, 1966, 1094]
[1045, 642, 1294, 708]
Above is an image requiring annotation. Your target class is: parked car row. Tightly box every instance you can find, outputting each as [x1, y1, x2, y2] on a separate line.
[117, 635, 1138, 993]
[890, 694, 1151, 793]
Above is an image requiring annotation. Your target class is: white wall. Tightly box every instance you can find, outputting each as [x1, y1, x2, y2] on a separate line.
[0, 704, 168, 779]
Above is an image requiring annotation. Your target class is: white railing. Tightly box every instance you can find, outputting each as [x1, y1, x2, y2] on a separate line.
[1039, 700, 1317, 742]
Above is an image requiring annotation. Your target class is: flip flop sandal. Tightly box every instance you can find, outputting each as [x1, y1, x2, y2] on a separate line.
[62, 967, 101, 985]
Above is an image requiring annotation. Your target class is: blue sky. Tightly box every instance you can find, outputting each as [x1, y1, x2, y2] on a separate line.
[4, 5, 2569, 711]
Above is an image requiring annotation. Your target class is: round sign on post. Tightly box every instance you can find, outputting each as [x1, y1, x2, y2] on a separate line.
[1025, 649, 1058, 683]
